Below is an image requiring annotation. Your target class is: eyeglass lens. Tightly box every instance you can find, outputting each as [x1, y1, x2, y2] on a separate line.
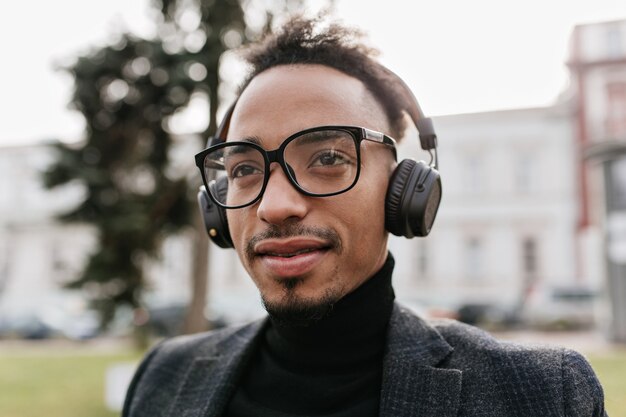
[203, 129, 359, 207]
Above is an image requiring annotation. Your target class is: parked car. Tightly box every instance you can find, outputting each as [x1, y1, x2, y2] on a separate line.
[521, 285, 598, 330]
[0, 301, 100, 341]
[0, 314, 55, 339]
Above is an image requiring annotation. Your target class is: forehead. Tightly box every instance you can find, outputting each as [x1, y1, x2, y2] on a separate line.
[227, 64, 388, 144]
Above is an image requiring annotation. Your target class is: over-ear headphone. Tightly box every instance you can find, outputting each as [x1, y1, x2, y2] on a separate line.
[197, 67, 442, 248]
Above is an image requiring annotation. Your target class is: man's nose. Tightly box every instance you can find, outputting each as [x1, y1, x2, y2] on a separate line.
[256, 165, 308, 225]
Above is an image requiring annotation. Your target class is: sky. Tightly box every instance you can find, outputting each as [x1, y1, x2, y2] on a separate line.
[0, 0, 625, 146]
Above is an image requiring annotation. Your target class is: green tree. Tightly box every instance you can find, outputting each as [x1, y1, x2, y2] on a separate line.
[44, 0, 305, 332]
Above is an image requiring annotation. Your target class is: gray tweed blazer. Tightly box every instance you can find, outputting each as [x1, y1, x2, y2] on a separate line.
[122, 303, 607, 417]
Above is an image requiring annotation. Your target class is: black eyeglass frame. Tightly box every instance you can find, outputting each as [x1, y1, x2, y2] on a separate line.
[194, 125, 397, 209]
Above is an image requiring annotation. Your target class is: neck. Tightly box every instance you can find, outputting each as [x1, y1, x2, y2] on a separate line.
[224, 253, 397, 417]
[266, 253, 396, 370]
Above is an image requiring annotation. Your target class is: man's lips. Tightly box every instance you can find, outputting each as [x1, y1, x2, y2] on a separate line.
[261, 247, 321, 257]
[254, 239, 331, 257]
[253, 238, 332, 277]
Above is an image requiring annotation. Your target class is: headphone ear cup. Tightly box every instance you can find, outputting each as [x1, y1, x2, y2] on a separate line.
[197, 178, 233, 248]
[385, 159, 414, 236]
[385, 159, 442, 238]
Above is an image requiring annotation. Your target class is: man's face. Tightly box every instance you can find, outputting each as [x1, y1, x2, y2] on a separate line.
[226, 64, 395, 316]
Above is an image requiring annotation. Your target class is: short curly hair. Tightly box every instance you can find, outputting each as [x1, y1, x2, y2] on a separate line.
[238, 16, 410, 140]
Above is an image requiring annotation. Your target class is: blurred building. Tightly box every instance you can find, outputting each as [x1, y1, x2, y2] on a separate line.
[570, 18, 626, 340]
[390, 104, 590, 321]
[205, 100, 595, 327]
[2, 18, 625, 334]
[0, 143, 96, 335]
[0, 142, 192, 336]
[208, 18, 625, 327]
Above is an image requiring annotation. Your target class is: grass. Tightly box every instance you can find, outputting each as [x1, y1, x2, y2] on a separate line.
[0, 343, 142, 417]
[0, 342, 624, 417]
[588, 352, 626, 417]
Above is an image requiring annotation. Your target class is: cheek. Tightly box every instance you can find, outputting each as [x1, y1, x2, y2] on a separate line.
[365, 176, 390, 234]
[339, 176, 389, 242]
[226, 208, 250, 252]
[364, 168, 390, 214]
[226, 211, 238, 239]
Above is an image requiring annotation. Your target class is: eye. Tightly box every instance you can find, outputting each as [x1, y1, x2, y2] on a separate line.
[311, 150, 351, 167]
[231, 164, 263, 178]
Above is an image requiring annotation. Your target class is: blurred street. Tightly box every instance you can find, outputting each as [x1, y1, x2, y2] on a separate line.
[0, 327, 624, 355]
[493, 329, 624, 354]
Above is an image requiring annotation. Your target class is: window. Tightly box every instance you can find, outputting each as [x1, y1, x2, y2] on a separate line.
[606, 26, 623, 59]
[605, 82, 626, 138]
[608, 157, 626, 210]
[514, 154, 534, 194]
[0, 238, 11, 294]
[414, 240, 428, 279]
[522, 238, 538, 276]
[465, 237, 483, 280]
[465, 155, 484, 193]
[51, 243, 69, 284]
[0, 155, 13, 205]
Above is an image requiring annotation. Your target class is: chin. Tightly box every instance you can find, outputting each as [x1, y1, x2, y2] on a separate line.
[260, 282, 343, 327]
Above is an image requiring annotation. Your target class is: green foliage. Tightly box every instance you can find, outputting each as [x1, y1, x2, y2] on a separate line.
[43, 0, 302, 326]
[45, 35, 200, 323]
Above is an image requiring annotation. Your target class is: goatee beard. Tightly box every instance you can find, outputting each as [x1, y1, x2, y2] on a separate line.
[262, 284, 340, 327]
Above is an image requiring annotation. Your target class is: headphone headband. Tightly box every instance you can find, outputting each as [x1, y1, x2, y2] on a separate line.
[376, 66, 438, 152]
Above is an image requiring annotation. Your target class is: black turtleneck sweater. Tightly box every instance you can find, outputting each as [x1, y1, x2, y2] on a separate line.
[225, 254, 396, 417]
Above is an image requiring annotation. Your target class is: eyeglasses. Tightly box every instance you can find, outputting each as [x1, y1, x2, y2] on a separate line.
[195, 125, 397, 209]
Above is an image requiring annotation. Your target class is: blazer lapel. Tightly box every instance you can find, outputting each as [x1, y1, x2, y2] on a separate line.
[169, 319, 267, 417]
[380, 305, 462, 417]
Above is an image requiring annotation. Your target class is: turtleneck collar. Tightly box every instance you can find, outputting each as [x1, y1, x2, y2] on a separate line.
[224, 253, 397, 417]
[264, 253, 396, 372]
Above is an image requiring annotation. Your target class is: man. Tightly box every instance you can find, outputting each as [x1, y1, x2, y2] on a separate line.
[123, 16, 607, 417]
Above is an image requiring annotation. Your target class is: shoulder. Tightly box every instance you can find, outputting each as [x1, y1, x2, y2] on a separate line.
[429, 317, 593, 375]
[392, 306, 607, 416]
[428, 317, 574, 375]
[438, 318, 606, 416]
[152, 319, 264, 361]
[122, 319, 266, 417]
[134, 319, 263, 375]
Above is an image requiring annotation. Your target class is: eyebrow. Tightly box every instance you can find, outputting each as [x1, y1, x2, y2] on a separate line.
[291, 130, 348, 147]
[221, 136, 263, 157]
[237, 136, 262, 146]
[224, 143, 260, 157]
[229, 130, 345, 149]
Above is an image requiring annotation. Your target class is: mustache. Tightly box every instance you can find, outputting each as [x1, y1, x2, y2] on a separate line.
[245, 223, 341, 262]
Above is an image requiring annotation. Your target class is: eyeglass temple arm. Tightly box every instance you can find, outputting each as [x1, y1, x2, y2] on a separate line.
[206, 101, 238, 147]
